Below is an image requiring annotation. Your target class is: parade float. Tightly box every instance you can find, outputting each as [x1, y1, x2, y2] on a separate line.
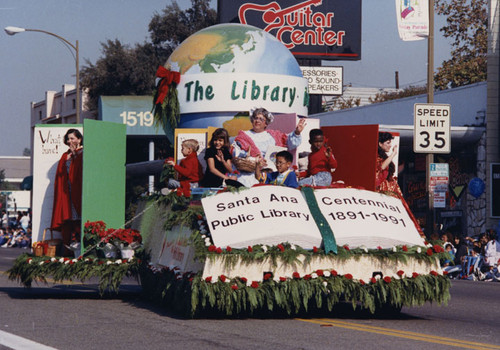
[9, 23, 450, 317]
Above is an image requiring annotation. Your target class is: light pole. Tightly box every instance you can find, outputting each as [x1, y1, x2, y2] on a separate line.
[4, 26, 80, 124]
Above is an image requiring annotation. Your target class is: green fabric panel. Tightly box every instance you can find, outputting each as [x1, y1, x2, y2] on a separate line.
[81, 119, 126, 242]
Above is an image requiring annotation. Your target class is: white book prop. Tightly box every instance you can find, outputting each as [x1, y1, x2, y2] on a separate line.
[202, 186, 321, 249]
[314, 188, 425, 248]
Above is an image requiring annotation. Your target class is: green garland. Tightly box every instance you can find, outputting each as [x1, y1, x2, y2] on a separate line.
[8, 253, 144, 295]
[139, 265, 450, 318]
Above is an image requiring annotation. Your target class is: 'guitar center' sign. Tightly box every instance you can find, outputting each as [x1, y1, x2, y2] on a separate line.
[218, 0, 361, 60]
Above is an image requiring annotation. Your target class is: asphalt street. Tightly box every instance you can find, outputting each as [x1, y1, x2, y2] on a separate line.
[1, 247, 499, 350]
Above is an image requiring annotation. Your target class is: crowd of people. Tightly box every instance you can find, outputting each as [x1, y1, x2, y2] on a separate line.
[440, 230, 500, 281]
[0, 210, 31, 249]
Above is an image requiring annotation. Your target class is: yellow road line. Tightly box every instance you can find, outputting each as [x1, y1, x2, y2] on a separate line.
[296, 318, 500, 350]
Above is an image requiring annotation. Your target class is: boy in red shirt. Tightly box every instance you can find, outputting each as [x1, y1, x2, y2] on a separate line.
[166, 139, 203, 191]
[297, 129, 337, 187]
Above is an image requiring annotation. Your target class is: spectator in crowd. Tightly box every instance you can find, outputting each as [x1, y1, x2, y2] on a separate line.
[19, 211, 30, 232]
[1, 210, 7, 229]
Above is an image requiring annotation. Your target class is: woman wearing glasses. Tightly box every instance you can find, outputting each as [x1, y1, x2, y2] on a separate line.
[233, 107, 305, 187]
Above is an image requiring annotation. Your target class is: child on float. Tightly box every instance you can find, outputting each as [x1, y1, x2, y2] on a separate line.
[200, 128, 243, 188]
[255, 150, 298, 188]
[297, 128, 337, 187]
[166, 139, 203, 190]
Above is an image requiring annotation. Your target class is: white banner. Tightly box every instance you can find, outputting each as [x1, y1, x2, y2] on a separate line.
[32, 126, 83, 242]
[395, 0, 429, 41]
[178, 72, 309, 115]
[315, 188, 425, 248]
[201, 186, 321, 248]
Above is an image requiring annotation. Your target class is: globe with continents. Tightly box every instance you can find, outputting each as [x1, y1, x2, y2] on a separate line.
[166, 23, 303, 134]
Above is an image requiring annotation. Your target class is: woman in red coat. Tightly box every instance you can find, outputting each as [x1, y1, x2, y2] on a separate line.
[51, 129, 83, 256]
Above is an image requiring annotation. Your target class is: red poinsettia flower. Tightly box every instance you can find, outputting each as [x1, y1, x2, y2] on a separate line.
[397, 270, 405, 277]
[383, 276, 392, 283]
[98, 261, 104, 265]
[188, 277, 194, 283]
[231, 284, 238, 290]
[370, 277, 377, 284]
[426, 248, 434, 256]
[360, 279, 366, 285]
[430, 270, 438, 276]
[208, 245, 216, 252]
[377, 246, 383, 250]
[331, 270, 338, 277]
[277, 244, 285, 252]
[215, 247, 222, 254]
[251, 281, 259, 288]
[344, 273, 353, 280]
[313, 246, 318, 253]
[247, 246, 253, 252]
[316, 269, 324, 277]
[219, 275, 227, 282]
[433, 244, 444, 253]
[402, 245, 408, 252]
[240, 277, 248, 283]
[412, 272, 419, 278]
[226, 246, 232, 252]
[205, 276, 212, 282]
[197, 214, 203, 220]
[443, 271, 448, 275]
[303, 274, 312, 280]
[279, 277, 287, 282]
[343, 245, 350, 251]
[292, 272, 300, 279]
[263, 273, 272, 281]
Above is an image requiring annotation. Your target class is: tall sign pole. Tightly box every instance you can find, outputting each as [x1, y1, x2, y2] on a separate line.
[426, 0, 435, 236]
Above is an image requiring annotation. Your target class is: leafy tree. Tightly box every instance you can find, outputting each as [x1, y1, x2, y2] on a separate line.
[434, 0, 488, 90]
[80, 0, 216, 112]
[149, 0, 217, 53]
[80, 40, 162, 113]
[369, 85, 428, 104]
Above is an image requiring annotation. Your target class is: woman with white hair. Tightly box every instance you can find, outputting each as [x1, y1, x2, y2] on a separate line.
[233, 108, 306, 187]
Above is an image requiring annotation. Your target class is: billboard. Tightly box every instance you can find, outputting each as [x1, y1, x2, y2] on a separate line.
[218, 0, 361, 60]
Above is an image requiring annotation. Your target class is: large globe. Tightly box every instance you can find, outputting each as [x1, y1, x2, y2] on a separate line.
[164, 23, 308, 137]
[167, 23, 303, 76]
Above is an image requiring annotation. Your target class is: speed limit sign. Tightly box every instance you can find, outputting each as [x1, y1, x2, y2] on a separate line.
[414, 103, 451, 153]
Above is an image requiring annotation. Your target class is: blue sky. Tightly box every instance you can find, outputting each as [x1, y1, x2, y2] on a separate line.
[0, 0, 451, 157]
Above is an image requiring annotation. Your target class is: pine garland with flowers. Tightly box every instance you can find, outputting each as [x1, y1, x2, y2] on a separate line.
[139, 263, 450, 317]
[8, 252, 145, 295]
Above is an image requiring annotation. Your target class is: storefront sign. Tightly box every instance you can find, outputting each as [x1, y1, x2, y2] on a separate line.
[218, 0, 361, 60]
[300, 66, 343, 95]
[178, 72, 308, 115]
[99, 96, 164, 136]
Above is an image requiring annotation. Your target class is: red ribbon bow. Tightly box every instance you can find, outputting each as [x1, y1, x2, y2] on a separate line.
[155, 66, 181, 105]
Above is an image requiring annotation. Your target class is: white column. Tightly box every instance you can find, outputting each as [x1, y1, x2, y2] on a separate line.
[149, 140, 155, 194]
